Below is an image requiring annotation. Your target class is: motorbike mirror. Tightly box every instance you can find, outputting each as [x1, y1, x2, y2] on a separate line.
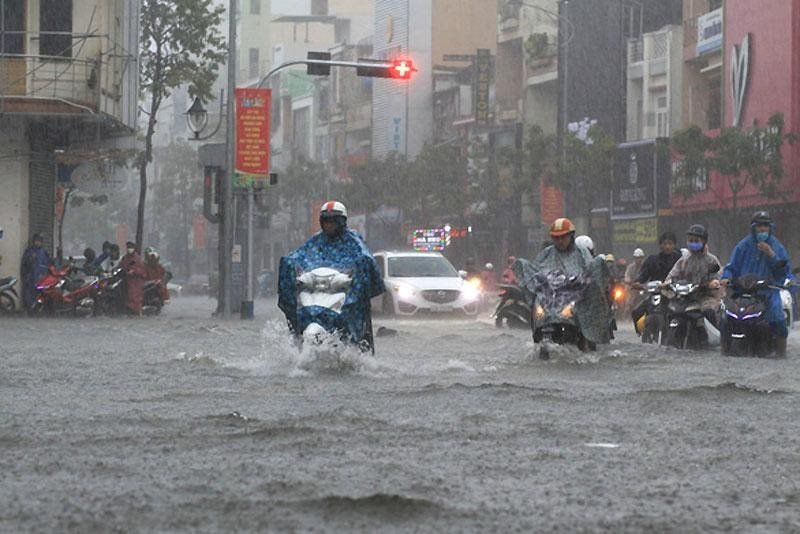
[458, 270, 467, 279]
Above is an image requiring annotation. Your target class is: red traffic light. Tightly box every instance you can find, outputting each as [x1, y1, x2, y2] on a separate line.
[390, 59, 416, 79]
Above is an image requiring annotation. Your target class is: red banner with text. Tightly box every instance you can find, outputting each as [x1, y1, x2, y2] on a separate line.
[540, 183, 564, 226]
[235, 88, 271, 187]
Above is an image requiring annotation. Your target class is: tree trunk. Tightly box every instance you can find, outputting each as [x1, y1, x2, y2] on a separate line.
[136, 102, 158, 251]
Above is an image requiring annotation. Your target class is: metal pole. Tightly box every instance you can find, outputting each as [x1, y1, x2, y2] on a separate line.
[220, 0, 237, 317]
[242, 183, 254, 319]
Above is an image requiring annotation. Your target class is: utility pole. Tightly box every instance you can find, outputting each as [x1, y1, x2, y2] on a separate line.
[220, 0, 237, 317]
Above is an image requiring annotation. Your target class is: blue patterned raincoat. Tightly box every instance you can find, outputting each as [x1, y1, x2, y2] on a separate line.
[278, 228, 384, 343]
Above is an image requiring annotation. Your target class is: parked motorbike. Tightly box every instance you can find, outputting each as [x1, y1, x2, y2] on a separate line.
[720, 274, 793, 357]
[492, 284, 530, 328]
[0, 275, 18, 313]
[295, 266, 374, 352]
[33, 264, 99, 317]
[530, 270, 593, 359]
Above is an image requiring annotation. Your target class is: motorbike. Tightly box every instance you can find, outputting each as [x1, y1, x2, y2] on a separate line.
[492, 284, 530, 328]
[142, 278, 167, 315]
[95, 267, 126, 316]
[0, 275, 18, 313]
[662, 281, 710, 350]
[609, 281, 627, 318]
[294, 266, 374, 352]
[638, 280, 667, 344]
[720, 274, 792, 357]
[33, 264, 99, 317]
[530, 270, 593, 359]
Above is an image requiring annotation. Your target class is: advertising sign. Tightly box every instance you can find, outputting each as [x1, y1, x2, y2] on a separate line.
[474, 48, 491, 125]
[235, 88, 271, 187]
[697, 8, 723, 56]
[611, 140, 657, 220]
[613, 218, 658, 245]
[412, 228, 448, 252]
[540, 183, 563, 225]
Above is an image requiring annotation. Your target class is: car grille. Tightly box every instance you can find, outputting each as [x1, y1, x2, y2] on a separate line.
[422, 289, 460, 304]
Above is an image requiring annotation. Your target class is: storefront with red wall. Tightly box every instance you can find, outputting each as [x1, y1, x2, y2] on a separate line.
[671, 0, 800, 255]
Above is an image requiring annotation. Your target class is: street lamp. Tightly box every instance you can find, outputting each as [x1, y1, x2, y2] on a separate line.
[186, 91, 225, 141]
[186, 96, 209, 139]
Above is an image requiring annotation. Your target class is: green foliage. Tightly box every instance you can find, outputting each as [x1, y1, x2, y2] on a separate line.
[671, 112, 796, 204]
[343, 153, 408, 214]
[277, 155, 329, 205]
[140, 0, 227, 104]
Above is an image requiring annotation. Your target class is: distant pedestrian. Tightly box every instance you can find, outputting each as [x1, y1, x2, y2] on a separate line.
[20, 234, 51, 310]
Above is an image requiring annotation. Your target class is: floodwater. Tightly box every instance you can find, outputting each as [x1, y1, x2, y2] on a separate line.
[2, 297, 800, 531]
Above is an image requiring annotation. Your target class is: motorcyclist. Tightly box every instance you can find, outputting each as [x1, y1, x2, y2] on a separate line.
[80, 247, 102, 276]
[631, 232, 681, 331]
[575, 235, 595, 257]
[119, 242, 146, 316]
[500, 256, 517, 284]
[480, 262, 497, 293]
[513, 218, 611, 349]
[277, 201, 384, 348]
[664, 224, 722, 328]
[625, 248, 645, 284]
[20, 233, 51, 312]
[720, 211, 792, 357]
[143, 247, 170, 302]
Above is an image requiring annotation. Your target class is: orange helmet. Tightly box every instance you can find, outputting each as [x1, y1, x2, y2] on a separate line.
[549, 218, 576, 237]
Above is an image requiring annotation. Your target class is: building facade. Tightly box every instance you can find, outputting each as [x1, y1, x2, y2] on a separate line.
[0, 0, 139, 300]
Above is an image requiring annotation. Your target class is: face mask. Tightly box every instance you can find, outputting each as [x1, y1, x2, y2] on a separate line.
[687, 241, 704, 252]
[755, 232, 769, 242]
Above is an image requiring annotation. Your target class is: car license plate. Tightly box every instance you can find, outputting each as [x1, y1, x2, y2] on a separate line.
[430, 304, 452, 312]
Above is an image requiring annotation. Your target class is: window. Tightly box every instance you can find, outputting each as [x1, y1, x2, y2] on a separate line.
[40, 0, 72, 57]
[709, 0, 723, 11]
[656, 110, 669, 137]
[248, 47, 259, 80]
[250, 0, 260, 15]
[2, 0, 25, 54]
[707, 75, 722, 129]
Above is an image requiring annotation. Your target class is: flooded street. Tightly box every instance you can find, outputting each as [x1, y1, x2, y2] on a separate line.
[3, 296, 800, 532]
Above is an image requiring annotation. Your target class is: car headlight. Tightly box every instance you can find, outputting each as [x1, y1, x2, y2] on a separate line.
[561, 302, 575, 318]
[461, 283, 480, 302]
[394, 284, 415, 300]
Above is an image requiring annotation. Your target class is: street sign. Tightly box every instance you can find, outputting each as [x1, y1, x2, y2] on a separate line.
[234, 87, 271, 187]
[474, 49, 491, 125]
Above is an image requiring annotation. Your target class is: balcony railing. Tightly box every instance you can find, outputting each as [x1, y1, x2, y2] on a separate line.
[0, 53, 101, 111]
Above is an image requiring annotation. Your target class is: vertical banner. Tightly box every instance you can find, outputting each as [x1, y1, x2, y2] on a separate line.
[235, 88, 271, 187]
[474, 48, 491, 125]
[540, 183, 564, 225]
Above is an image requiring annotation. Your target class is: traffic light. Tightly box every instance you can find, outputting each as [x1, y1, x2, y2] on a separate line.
[307, 51, 331, 75]
[356, 58, 416, 80]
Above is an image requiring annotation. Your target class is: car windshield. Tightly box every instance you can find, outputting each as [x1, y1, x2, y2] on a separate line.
[387, 256, 458, 278]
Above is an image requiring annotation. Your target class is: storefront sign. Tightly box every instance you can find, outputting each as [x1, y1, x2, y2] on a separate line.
[474, 48, 491, 125]
[731, 33, 751, 127]
[613, 218, 658, 245]
[235, 88, 271, 187]
[412, 228, 448, 252]
[697, 8, 723, 56]
[611, 140, 657, 220]
[540, 183, 563, 225]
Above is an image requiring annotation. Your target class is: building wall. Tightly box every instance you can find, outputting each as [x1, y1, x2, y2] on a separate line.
[431, 0, 496, 70]
[0, 119, 30, 294]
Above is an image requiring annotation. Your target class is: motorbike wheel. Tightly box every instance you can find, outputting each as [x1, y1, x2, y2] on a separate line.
[665, 320, 686, 349]
[0, 292, 15, 314]
[641, 315, 662, 344]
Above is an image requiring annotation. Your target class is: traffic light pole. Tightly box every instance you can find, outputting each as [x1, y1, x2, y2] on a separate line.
[221, 0, 237, 317]
[256, 58, 415, 88]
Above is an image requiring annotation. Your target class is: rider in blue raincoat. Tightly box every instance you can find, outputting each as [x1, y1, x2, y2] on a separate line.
[720, 211, 792, 356]
[278, 201, 384, 348]
[20, 233, 51, 311]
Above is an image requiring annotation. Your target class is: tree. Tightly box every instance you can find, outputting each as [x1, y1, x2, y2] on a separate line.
[671, 112, 796, 243]
[138, 0, 226, 250]
[550, 120, 617, 225]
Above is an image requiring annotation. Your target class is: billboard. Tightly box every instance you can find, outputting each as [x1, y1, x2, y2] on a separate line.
[235, 88, 271, 187]
[697, 8, 723, 56]
[611, 140, 660, 220]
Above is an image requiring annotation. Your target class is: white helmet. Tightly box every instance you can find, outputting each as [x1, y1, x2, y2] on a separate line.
[575, 234, 594, 252]
[633, 248, 645, 258]
[320, 200, 347, 219]
[485, 262, 494, 270]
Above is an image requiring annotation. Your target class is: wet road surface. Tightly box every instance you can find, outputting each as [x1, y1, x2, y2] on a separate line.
[2, 296, 800, 531]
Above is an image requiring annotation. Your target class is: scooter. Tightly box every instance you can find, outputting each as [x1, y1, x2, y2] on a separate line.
[492, 284, 530, 328]
[638, 280, 667, 344]
[662, 281, 710, 350]
[530, 270, 593, 359]
[720, 274, 794, 357]
[295, 266, 374, 352]
[0, 275, 18, 313]
[142, 278, 167, 315]
[33, 264, 99, 317]
[95, 267, 126, 316]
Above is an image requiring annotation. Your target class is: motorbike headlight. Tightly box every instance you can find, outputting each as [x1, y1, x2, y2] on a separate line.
[613, 287, 625, 302]
[395, 284, 415, 301]
[561, 302, 575, 318]
[534, 304, 545, 321]
[461, 283, 480, 302]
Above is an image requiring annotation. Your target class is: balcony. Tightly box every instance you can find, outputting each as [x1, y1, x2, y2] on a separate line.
[0, 53, 101, 114]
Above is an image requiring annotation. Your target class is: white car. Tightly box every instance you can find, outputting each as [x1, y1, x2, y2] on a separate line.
[371, 251, 481, 316]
